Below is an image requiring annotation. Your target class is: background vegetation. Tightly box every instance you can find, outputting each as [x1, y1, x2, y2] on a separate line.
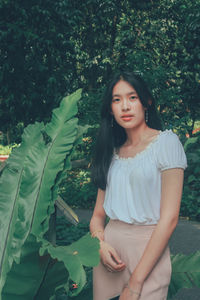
[1, 0, 200, 142]
[0, 0, 200, 217]
[0, 0, 199, 212]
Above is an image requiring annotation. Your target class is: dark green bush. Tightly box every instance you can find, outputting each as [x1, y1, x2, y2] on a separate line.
[181, 133, 200, 221]
[56, 217, 90, 246]
[59, 168, 96, 209]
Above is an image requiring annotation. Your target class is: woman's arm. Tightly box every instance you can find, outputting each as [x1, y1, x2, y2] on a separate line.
[120, 168, 184, 299]
[90, 188, 106, 241]
[90, 188, 126, 272]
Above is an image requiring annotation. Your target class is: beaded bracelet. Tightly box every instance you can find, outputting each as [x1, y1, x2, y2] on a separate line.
[125, 283, 141, 297]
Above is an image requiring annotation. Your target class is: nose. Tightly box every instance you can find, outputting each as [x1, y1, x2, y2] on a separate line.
[122, 98, 130, 111]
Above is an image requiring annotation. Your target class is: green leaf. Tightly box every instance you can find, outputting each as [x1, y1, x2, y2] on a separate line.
[35, 260, 69, 300]
[188, 175, 196, 183]
[0, 90, 81, 298]
[2, 234, 69, 300]
[2, 234, 48, 300]
[52, 124, 89, 189]
[31, 89, 82, 237]
[39, 233, 100, 296]
[0, 122, 44, 295]
[184, 137, 198, 152]
[168, 251, 200, 299]
[1, 88, 99, 299]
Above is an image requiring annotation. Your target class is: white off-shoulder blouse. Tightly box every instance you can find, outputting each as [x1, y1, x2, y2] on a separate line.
[103, 129, 188, 225]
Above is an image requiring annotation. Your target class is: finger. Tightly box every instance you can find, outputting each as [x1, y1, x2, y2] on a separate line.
[110, 256, 126, 270]
[111, 260, 126, 271]
[104, 262, 125, 273]
[106, 257, 126, 272]
[105, 257, 118, 270]
[110, 249, 125, 265]
[116, 264, 126, 271]
[109, 263, 125, 272]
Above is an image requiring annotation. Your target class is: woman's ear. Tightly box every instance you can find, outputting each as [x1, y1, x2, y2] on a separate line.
[148, 99, 152, 106]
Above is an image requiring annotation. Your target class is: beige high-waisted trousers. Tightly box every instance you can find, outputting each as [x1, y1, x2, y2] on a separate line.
[93, 220, 172, 300]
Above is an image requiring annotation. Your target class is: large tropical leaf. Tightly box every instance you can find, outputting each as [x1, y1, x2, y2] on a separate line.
[168, 251, 200, 299]
[0, 89, 83, 297]
[39, 233, 100, 297]
[29, 89, 82, 237]
[0, 122, 44, 294]
[2, 234, 50, 300]
[33, 259, 69, 300]
[2, 233, 99, 300]
[53, 124, 90, 197]
[2, 234, 69, 300]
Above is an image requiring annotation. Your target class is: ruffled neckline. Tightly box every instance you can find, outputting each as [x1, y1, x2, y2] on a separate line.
[114, 129, 172, 161]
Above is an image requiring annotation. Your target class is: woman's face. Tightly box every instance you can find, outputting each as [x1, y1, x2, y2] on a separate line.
[111, 80, 146, 130]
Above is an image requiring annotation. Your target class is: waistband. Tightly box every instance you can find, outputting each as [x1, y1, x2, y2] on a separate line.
[106, 219, 157, 238]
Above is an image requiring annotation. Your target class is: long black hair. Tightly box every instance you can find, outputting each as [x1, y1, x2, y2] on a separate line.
[91, 71, 162, 190]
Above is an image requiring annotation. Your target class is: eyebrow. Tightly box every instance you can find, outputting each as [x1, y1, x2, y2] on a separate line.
[112, 91, 137, 97]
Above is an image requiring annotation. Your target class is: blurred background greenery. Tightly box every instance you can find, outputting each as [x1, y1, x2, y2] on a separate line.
[0, 0, 199, 219]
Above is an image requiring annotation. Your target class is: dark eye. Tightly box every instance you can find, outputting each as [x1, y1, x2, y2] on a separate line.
[130, 95, 136, 100]
[112, 98, 120, 102]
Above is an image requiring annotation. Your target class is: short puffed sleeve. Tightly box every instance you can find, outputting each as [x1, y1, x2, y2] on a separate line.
[156, 130, 187, 171]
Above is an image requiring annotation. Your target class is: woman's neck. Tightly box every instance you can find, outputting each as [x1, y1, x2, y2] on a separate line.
[124, 124, 151, 147]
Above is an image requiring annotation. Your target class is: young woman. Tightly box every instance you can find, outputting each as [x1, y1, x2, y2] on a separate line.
[90, 71, 187, 300]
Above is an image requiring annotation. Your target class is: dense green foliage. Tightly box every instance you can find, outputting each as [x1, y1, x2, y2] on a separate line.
[0, 144, 18, 155]
[1, 0, 200, 217]
[168, 251, 200, 299]
[59, 169, 96, 209]
[56, 218, 90, 246]
[181, 133, 200, 221]
[0, 0, 199, 143]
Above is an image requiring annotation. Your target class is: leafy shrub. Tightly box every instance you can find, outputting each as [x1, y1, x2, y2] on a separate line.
[71, 134, 94, 161]
[56, 217, 90, 246]
[60, 169, 96, 209]
[181, 133, 200, 221]
[0, 144, 18, 155]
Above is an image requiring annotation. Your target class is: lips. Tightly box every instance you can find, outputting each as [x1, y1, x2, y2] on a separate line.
[121, 114, 134, 121]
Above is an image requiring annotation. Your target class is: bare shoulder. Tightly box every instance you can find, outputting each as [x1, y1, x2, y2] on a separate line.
[146, 128, 161, 140]
[139, 128, 161, 146]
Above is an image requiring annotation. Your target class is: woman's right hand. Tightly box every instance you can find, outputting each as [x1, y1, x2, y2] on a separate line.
[100, 240, 126, 272]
